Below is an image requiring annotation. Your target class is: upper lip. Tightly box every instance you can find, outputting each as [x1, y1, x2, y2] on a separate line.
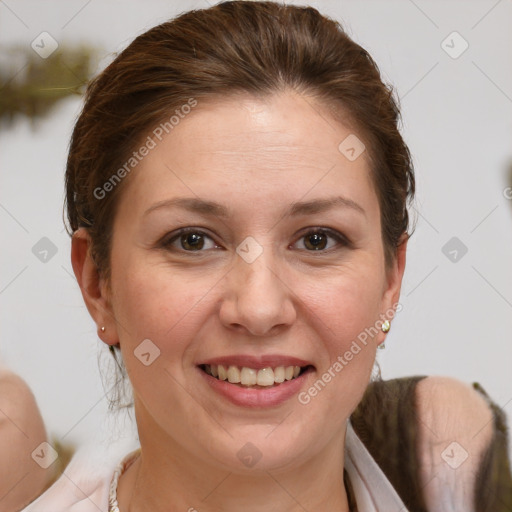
[198, 355, 314, 370]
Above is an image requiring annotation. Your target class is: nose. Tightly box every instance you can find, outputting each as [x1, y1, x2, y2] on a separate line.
[219, 248, 297, 337]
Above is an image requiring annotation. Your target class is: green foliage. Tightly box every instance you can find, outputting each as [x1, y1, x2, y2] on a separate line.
[0, 45, 96, 126]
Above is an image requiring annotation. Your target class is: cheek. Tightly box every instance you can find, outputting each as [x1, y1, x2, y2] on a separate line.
[297, 275, 381, 416]
[110, 251, 206, 349]
[302, 265, 384, 345]
[111, 262, 208, 405]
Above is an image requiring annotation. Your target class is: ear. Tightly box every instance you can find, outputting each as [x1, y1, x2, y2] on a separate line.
[377, 233, 408, 343]
[70, 227, 119, 346]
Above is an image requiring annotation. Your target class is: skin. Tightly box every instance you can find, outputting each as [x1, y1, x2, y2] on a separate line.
[72, 90, 407, 511]
[0, 368, 53, 512]
[415, 376, 495, 511]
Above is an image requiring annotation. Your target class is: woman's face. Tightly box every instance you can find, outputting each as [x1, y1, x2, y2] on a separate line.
[98, 91, 405, 472]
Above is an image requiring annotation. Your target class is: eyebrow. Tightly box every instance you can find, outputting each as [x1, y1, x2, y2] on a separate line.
[143, 195, 366, 218]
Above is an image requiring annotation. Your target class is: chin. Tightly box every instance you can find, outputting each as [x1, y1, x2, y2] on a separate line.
[200, 425, 318, 474]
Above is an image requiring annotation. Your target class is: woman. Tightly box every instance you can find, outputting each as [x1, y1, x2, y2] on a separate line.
[22, 1, 512, 511]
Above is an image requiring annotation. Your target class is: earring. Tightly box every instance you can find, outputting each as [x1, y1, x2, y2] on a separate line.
[100, 326, 106, 332]
[378, 320, 390, 350]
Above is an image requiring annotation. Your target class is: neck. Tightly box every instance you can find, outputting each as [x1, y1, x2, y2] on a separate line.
[117, 411, 351, 512]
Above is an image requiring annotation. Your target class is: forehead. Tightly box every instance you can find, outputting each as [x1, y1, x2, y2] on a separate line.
[116, 91, 378, 219]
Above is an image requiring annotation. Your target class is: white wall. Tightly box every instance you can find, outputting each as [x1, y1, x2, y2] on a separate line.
[1, 0, 511, 457]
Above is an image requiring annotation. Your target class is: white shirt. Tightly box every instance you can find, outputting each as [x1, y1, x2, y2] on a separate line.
[22, 422, 409, 512]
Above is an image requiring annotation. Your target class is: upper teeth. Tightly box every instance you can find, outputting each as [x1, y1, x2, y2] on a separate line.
[204, 364, 302, 386]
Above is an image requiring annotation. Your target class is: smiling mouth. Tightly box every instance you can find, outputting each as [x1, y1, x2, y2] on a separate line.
[199, 364, 313, 388]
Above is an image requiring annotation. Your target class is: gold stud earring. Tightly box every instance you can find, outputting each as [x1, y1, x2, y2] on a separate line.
[378, 320, 390, 350]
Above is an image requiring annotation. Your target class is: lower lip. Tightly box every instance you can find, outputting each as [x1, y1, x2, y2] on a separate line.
[198, 366, 314, 408]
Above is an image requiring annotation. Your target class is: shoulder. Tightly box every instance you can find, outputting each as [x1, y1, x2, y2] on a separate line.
[0, 369, 46, 444]
[351, 375, 512, 511]
[0, 369, 42, 426]
[0, 368, 51, 511]
[413, 375, 495, 455]
[354, 374, 497, 439]
[20, 442, 138, 512]
[414, 375, 495, 447]
[414, 376, 504, 511]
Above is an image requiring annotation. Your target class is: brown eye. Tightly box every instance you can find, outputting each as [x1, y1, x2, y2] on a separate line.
[293, 228, 349, 252]
[180, 232, 205, 251]
[162, 229, 218, 252]
[304, 232, 328, 250]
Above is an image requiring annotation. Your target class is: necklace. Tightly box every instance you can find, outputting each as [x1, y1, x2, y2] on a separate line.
[108, 449, 141, 512]
[109, 449, 355, 511]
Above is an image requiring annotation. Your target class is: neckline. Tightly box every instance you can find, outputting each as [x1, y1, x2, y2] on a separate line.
[108, 448, 141, 512]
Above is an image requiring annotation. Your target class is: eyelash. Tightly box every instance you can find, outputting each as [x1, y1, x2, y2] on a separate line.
[159, 227, 351, 254]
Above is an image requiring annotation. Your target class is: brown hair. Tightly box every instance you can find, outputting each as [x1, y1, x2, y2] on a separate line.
[64, 1, 415, 404]
[65, 0, 415, 279]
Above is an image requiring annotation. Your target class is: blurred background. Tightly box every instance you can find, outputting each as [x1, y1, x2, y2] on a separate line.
[1, 0, 511, 459]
